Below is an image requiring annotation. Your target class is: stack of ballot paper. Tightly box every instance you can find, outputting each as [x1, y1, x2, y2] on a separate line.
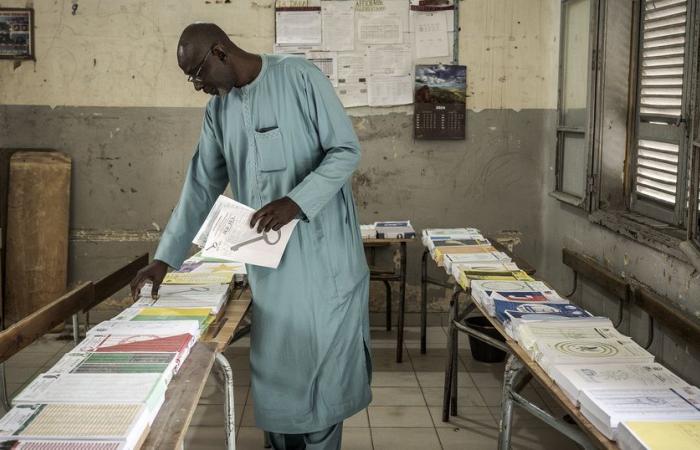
[0, 404, 151, 448]
[443, 251, 512, 273]
[515, 319, 621, 353]
[360, 224, 376, 239]
[136, 283, 230, 314]
[453, 262, 533, 290]
[470, 280, 566, 316]
[535, 337, 655, 373]
[8, 441, 127, 449]
[494, 300, 594, 337]
[374, 221, 416, 239]
[579, 386, 700, 440]
[549, 362, 690, 406]
[114, 307, 214, 331]
[162, 261, 245, 285]
[616, 420, 700, 450]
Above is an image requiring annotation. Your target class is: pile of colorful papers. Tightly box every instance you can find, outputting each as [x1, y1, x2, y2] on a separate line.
[361, 221, 416, 239]
[422, 226, 700, 447]
[0, 253, 243, 449]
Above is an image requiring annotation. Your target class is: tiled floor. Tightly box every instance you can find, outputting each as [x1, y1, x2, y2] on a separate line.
[0, 327, 583, 449]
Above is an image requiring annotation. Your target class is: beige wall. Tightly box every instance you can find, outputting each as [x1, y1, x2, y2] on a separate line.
[0, 0, 559, 110]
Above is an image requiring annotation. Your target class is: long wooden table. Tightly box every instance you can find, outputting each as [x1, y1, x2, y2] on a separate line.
[443, 285, 617, 450]
[141, 286, 252, 450]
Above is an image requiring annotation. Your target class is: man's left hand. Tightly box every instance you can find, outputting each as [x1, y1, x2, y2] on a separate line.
[250, 196, 301, 233]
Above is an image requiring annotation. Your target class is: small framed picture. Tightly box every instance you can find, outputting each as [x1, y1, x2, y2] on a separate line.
[0, 8, 35, 60]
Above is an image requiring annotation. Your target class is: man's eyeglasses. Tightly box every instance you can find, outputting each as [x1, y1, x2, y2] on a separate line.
[187, 48, 213, 84]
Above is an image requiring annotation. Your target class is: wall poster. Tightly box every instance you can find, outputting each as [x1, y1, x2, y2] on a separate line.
[414, 64, 466, 140]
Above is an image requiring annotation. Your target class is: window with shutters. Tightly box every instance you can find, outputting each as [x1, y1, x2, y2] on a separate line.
[629, 0, 694, 225]
[553, 0, 602, 208]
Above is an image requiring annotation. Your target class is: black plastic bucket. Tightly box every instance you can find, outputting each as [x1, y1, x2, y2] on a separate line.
[464, 316, 506, 363]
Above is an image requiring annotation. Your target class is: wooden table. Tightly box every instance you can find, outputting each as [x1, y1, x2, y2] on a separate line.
[363, 237, 413, 363]
[141, 286, 252, 450]
[443, 285, 617, 450]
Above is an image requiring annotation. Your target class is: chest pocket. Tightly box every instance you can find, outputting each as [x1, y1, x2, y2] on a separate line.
[254, 127, 287, 172]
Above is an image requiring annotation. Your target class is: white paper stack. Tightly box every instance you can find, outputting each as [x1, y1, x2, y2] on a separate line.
[0, 403, 151, 448]
[360, 224, 377, 239]
[374, 220, 416, 239]
[469, 280, 566, 316]
[550, 363, 690, 406]
[137, 283, 230, 314]
[579, 386, 700, 440]
[495, 300, 595, 337]
[515, 319, 621, 353]
[535, 338, 655, 373]
[616, 420, 700, 450]
[443, 251, 512, 274]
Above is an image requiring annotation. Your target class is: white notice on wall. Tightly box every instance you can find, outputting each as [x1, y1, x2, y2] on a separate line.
[413, 12, 449, 59]
[356, 0, 408, 44]
[276, 10, 322, 45]
[322, 1, 355, 51]
[337, 52, 368, 84]
[367, 44, 412, 76]
[308, 51, 339, 86]
[336, 83, 368, 107]
[368, 75, 413, 107]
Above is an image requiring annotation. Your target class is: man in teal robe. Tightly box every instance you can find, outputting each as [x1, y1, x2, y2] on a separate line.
[130, 23, 371, 449]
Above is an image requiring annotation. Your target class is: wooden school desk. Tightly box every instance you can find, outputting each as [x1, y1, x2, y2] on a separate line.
[363, 237, 413, 363]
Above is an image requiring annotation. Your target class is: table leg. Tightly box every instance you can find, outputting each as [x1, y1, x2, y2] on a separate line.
[0, 363, 9, 411]
[395, 242, 407, 363]
[498, 354, 527, 450]
[420, 249, 428, 354]
[442, 285, 461, 422]
[383, 280, 392, 331]
[215, 352, 236, 450]
[450, 289, 459, 416]
[72, 314, 80, 345]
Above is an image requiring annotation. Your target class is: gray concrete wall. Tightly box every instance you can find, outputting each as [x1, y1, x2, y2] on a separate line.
[0, 105, 553, 317]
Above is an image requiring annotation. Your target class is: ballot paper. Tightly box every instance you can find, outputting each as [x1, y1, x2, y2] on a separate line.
[11, 441, 126, 450]
[49, 352, 179, 388]
[88, 320, 201, 338]
[443, 252, 511, 273]
[0, 403, 149, 445]
[162, 261, 245, 285]
[307, 51, 339, 86]
[195, 196, 299, 268]
[617, 420, 700, 450]
[321, 1, 355, 51]
[137, 283, 229, 314]
[516, 320, 623, 352]
[469, 280, 564, 314]
[367, 44, 413, 76]
[550, 363, 690, 406]
[356, 0, 408, 44]
[275, 9, 322, 45]
[412, 11, 449, 59]
[374, 221, 416, 239]
[535, 338, 655, 373]
[458, 271, 534, 291]
[13, 373, 164, 406]
[114, 307, 213, 331]
[579, 386, 700, 440]
[368, 75, 414, 106]
[434, 244, 498, 266]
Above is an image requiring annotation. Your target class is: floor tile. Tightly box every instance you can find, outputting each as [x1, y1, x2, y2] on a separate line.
[341, 427, 373, 450]
[371, 427, 441, 450]
[233, 426, 266, 449]
[428, 406, 497, 428]
[436, 425, 500, 450]
[415, 371, 473, 388]
[371, 371, 419, 387]
[185, 425, 227, 450]
[421, 386, 486, 407]
[368, 406, 434, 427]
[371, 387, 426, 406]
[345, 408, 369, 428]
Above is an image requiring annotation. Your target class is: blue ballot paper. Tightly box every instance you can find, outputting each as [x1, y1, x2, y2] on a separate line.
[494, 300, 592, 325]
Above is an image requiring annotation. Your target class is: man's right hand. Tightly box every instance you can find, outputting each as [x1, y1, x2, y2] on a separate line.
[130, 260, 169, 300]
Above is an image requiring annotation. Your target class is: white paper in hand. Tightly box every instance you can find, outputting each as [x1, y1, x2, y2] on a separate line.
[196, 196, 299, 268]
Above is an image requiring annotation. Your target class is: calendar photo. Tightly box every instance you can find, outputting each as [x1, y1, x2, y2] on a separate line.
[0, 8, 34, 60]
[414, 64, 466, 140]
